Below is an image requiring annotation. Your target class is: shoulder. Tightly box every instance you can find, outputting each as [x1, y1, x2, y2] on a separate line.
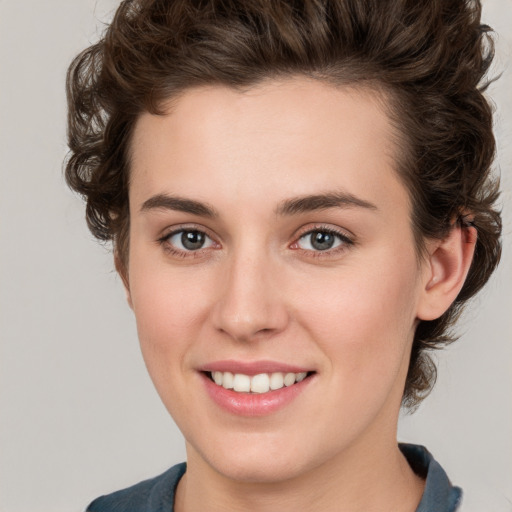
[85, 462, 186, 512]
[400, 444, 462, 512]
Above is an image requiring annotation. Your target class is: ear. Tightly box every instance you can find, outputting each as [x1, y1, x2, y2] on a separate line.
[114, 251, 133, 309]
[416, 224, 477, 321]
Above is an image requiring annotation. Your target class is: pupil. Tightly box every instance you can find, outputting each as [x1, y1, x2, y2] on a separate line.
[311, 231, 334, 251]
[181, 231, 205, 250]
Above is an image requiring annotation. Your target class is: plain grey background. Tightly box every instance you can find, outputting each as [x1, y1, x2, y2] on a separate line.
[0, 1, 511, 511]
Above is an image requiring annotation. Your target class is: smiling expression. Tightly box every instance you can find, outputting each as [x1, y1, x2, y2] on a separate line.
[124, 78, 431, 483]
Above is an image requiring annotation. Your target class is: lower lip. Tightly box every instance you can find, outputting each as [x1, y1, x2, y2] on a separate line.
[201, 373, 313, 417]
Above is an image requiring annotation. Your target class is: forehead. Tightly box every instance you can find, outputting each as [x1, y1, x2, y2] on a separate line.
[129, 78, 408, 217]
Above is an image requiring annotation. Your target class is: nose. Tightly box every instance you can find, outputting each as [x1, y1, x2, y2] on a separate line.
[212, 251, 289, 343]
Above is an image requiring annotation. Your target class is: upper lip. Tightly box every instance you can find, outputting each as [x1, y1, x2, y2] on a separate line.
[199, 360, 313, 376]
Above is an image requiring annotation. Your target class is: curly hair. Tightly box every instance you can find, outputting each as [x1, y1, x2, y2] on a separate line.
[65, 0, 502, 408]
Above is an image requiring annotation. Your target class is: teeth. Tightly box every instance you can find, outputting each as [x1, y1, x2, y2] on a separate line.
[269, 372, 284, 390]
[284, 372, 296, 387]
[233, 373, 251, 392]
[210, 371, 309, 393]
[251, 373, 270, 393]
[222, 371, 234, 390]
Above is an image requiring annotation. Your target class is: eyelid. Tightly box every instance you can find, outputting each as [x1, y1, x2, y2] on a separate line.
[289, 223, 355, 254]
[157, 224, 221, 254]
[293, 223, 355, 242]
[159, 223, 217, 240]
[168, 230, 215, 249]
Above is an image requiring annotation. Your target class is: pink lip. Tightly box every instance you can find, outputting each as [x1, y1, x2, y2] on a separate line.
[200, 359, 312, 376]
[199, 361, 315, 417]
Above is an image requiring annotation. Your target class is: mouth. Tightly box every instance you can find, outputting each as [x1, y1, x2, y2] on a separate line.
[199, 362, 316, 416]
[205, 370, 314, 394]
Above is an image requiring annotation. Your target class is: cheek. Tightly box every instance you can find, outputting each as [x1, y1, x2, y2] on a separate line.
[127, 263, 221, 426]
[292, 252, 421, 387]
[127, 260, 213, 374]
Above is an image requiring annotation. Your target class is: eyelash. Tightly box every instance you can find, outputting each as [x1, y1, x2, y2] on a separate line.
[291, 225, 354, 258]
[157, 225, 354, 259]
[157, 226, 219, 258]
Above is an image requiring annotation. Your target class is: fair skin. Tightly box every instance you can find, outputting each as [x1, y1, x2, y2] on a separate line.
[121, 78, 475, 512]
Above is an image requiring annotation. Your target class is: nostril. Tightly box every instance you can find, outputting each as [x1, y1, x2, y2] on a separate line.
[256, 327, 273, 334]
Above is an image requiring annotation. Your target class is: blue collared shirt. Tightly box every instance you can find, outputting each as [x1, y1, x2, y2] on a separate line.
[400, 444, 462, 512]
[87, 444, 462, 511]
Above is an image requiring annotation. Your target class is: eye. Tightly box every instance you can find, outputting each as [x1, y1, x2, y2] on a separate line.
[295, 228, 353, 253]
[163, 229, 216, 252]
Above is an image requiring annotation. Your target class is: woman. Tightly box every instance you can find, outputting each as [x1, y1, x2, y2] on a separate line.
[65, 1, 502, 510]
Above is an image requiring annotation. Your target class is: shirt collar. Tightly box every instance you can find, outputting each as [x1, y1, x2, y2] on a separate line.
[400, 443, 462, 512]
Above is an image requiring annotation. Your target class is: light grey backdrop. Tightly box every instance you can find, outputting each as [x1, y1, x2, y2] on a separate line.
[0, 1, 510, 511]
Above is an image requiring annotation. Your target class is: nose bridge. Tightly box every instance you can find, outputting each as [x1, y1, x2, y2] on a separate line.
[213, 242, 288, 341]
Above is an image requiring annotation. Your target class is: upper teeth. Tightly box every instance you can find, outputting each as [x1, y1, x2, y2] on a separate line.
[211, 371, 308, 393]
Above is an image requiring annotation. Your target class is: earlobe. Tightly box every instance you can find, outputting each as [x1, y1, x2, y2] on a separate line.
[114, 252, 133, 309]
[417, 224, 477, 321]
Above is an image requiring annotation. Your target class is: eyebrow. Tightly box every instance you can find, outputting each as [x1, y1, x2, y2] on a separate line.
[140, 194, 218, 218]
[276, 192, 378, 216]
[140, 191, 377, 218]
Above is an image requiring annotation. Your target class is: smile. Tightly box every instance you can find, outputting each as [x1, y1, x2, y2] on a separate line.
[200, 363, 316, 416]
[209, 371, 308, 393]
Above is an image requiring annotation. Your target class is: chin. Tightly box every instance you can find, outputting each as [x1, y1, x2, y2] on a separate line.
[190, 431, 328, 485]
[211, 455, 309, 484]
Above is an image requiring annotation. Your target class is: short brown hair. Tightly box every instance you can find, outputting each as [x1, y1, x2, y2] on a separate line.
[65, 0, 502, 408]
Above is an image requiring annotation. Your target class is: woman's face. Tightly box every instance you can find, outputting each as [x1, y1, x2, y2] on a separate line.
[126, 78, 431, 482]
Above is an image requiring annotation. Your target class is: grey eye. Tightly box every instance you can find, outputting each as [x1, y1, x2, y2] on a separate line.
[297, 230, 344, 251]
[168, 230, 214, 251]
